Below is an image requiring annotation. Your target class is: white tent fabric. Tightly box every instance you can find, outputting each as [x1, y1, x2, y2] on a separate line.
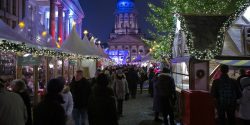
[81, 59, 96, 78]
[0, 20, 33, 44]
[61, 26, 96, 56]
[82, 36, 100, 56]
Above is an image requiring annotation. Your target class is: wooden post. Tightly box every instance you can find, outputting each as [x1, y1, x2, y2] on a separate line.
[67, 60, 70, 83]
[61, 59, 64, 77]
[54, 59, 58, 78]
[16, 64, 22, 79]
[45, 57, 50, 84]
[33, 65, 39, 105]
[16, 56, 22, 79]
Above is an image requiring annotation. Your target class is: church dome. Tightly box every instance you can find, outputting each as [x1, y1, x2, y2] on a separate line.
[116, 0, 135, 13]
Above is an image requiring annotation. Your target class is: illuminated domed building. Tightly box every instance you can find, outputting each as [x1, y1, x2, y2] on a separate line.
[108, 0, 149, 64]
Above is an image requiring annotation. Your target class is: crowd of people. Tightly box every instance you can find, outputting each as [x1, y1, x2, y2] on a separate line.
[211, 65, 250, 125]
[0, 64, 250, 125]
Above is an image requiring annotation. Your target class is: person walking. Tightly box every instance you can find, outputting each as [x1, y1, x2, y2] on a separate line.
[148, 68, 155, 97]
[127, 67, 139, 99]
[70, 70, 91, 125]
[33, 78, 66, 125]
[154, 68, 176, 125]
[238, 84, 250, 125]
[211, 65, 242, 125]
[57, 76, 74, 125]
[114, 70, 129, 117]
[11, 79, 32, 125]
[0, 78, 27, 125]
[88, 73, 118, 125]
[237, 69, 247, 91]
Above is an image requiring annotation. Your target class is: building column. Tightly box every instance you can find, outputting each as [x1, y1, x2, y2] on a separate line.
[79, 21, 82, 38]
[49, 0, 56, 42]
[64, 10, 69, 39]
[57, 4, 64, 45]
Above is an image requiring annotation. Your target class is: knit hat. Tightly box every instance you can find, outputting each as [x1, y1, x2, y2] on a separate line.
[47, 78, 64, 94]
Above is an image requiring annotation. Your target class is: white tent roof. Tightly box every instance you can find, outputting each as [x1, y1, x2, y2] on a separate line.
[82, 36, 100, 56]
[61, 26, 97, 56]
[89, 38, 103, 56]
[0, 20, 33, 44]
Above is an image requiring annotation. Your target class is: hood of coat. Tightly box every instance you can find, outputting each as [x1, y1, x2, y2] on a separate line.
[63, 86, 70, 94]
[243, 86, 250, 98]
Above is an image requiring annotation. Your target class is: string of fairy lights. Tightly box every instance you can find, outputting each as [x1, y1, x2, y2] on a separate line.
[0, 40, 99, 60]
[146, 0, 249, 60]
[179, 2, 250, 60]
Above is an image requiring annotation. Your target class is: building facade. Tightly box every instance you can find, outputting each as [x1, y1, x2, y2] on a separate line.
[108, 0, 149, 63]
[1, 0, 84, 47]
[0, 0, 25, 28]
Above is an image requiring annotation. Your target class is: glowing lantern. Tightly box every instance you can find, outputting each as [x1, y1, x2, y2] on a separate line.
[18, 21, 25, 29]
[83, 30, 88, 35]
[42, 31, 47, 37]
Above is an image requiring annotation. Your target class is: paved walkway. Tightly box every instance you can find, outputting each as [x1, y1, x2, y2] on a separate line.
[118, 93, 163, 125]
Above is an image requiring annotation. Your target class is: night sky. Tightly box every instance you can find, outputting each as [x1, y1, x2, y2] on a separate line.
[79, 0, 161, 43]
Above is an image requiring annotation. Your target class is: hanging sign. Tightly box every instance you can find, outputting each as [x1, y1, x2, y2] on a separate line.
[17, 55, 41, 66]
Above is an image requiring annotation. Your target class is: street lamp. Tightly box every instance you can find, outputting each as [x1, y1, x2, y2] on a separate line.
[98, 41, 101, 45]
[18, 21, 25, 29]
[42, 31, 47, 37]
[83, 30, 88, 36]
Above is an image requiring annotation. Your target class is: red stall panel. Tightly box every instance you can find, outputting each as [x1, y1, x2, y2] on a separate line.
[182, 90, 215, 125]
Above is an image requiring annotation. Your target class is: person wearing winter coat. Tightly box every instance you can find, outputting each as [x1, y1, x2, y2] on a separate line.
[114, 70, 129, 117]
[11, 79, 32, 125]
[239, 85, 250, 125]
[88, 73, 118, 125]
[211, 65, 242, 125]
[33, 78, 66, 125]
[57, 76, 74, 125]
[154, 68, 176, 125]
[70, 70, 91, 125]
[0, 78, 27, 125]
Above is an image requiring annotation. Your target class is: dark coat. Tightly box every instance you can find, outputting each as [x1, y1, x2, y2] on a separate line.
[154, 73, 176, 113]
[17, 91, 32, 125]
[33, 94, 66, 125]
[127, 70, 139, 89]
[88, 85, 118, 125]
[70, 78, 91, 109]
[211, 74, 242, 108]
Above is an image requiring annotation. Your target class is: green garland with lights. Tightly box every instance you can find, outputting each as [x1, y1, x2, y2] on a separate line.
[172, 0, 247, 15]
[0, 40, 99, 60]
[146, 0, 176, 60]
[179, 2, 250, 60]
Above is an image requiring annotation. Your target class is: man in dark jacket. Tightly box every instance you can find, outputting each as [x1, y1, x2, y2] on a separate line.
[33, 78, 66, 125]
[88, 73, 118, 125]
[211, 65, 242, 125]
[155, 68, 176, 125]
[70, 70, 91, 125]
[126, 67, 139, 99]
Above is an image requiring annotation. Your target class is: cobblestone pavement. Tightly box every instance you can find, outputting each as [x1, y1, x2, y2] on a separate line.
[118, 92, 163, 125]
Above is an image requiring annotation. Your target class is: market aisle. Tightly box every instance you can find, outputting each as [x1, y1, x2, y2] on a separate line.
[118, 93, 162, 125]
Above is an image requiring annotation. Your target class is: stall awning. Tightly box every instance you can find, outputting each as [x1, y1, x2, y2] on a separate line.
[216, 60, 250, 66]
[171, 56, 190, 63]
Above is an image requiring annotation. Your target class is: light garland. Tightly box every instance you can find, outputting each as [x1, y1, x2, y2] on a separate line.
[180, 2, 250, 60]
[173, 0, 247, 15]
[0, 40, 99, 60]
